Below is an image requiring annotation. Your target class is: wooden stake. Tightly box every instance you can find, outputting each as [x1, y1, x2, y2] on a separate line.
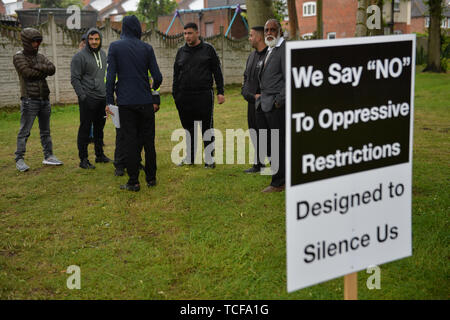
[344, 272, 358, 300]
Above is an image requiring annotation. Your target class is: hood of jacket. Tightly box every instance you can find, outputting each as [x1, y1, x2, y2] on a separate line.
[21, 28, 42, 56]
[85, 27, 102, 53]
[121, 15, 142, 40]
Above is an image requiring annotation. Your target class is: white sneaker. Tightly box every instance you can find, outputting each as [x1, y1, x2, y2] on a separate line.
[16, 159, 30, 172]
[43, 155, 63, 165]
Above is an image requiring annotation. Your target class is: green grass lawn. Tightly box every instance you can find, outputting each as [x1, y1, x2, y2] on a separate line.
[0, 69, 448, 300]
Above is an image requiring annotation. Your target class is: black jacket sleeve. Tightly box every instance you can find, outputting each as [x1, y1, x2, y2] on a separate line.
[172, 49, 181, 100]
[210, 46, 224, 95]
[241, 52, 255, 103]
[147, 45, 162, 92]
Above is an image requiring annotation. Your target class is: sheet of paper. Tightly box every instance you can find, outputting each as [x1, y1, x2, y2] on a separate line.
[109, 104, 120, 128]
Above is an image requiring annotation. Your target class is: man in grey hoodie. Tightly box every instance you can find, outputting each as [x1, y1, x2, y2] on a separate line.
[71, 28, 111, 169]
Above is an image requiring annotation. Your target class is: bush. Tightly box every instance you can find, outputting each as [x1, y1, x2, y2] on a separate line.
[440, 57, 448, 72]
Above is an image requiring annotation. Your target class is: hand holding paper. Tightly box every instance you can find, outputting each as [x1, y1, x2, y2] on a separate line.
[105, 104, 120, 128]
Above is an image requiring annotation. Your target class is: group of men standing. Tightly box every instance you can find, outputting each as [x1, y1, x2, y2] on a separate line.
[13, 16, 286, 193]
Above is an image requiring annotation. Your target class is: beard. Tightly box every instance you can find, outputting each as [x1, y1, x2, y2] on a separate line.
[265, 34, 280, 48]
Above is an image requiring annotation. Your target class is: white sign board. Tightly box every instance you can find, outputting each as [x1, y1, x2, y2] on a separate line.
[286, 35, 415, 292]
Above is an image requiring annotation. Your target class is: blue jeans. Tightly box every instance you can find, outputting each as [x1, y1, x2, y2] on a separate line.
[15, 98, 53, 161]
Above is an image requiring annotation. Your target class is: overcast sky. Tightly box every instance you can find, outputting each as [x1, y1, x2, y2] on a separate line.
[189, 0, 204, 10]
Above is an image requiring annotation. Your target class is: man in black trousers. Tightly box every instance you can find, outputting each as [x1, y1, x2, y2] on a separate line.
[256, 19, 286, 193]
[173, 22, 225, 168]
[71, 27, 111, 169]
[241, 26, 268, 173]
[113, 81, 160, 177]
[106, 15, 162, 192]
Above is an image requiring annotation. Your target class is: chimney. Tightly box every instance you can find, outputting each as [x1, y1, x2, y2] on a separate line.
[204, 0, 208, 8]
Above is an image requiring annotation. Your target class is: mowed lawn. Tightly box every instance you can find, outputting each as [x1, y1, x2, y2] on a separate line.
[0, 69, 448, 300]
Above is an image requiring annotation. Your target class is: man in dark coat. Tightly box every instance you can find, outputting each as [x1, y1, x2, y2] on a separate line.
[13, 27, 63, 172]
[256, 19, 286, 192]
[106, 15, 162, 192]
[241, 26, 268, 173]
[172, 22, 225, 168]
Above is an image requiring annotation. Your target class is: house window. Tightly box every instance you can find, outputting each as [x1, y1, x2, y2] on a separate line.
[425, 17, 448, 28]
[302, 33, 314, 40]
[394, 0, 400, 12]
[205, 22, 214, 38]
[303, 2, 316, 17]
[327, 32, 336, 39]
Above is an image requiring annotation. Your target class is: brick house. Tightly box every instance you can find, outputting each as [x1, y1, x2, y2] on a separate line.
[381, 0, 412, 34]
[295, 0, 357, 39]
[410, 0, 450, 34]
[295, 0, 416, 39]
[0, 1, 6, 15]
[4, 0, 39, 15]
[84, 0, 139, 22]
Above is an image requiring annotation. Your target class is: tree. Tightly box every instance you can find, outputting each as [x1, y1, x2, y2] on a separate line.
[356, 0, 368, 36]
[136, 0, 177, 24]
[424, 0, 444, 72]
[317, 0, 323, 39]
[287, 0, 298, 39]
[246, 0, 274, 28]
[273, 0, 288, 22]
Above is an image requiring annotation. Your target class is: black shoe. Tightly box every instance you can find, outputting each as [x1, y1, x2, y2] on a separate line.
[80, 158, 95, 169]
[147, 179, 157, 187]
[95, 155, 111, 163]
[204, 162, 216, 169]
[115, 168, 125, 176]
[244, 165, 262, 173]
[88, 137, 94, 144]
[120, 183, 140, 192]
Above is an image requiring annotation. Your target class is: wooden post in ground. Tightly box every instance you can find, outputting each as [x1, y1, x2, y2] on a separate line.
[49, 14, 60, 104]
[344, 273, 358, 300]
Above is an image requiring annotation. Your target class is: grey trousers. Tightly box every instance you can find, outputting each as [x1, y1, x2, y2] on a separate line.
[15, 98, 53, 161]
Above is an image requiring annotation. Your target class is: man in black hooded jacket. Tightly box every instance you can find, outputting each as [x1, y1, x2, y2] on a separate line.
[71, 28, 111, 169]
[106, 15, 162, 192]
